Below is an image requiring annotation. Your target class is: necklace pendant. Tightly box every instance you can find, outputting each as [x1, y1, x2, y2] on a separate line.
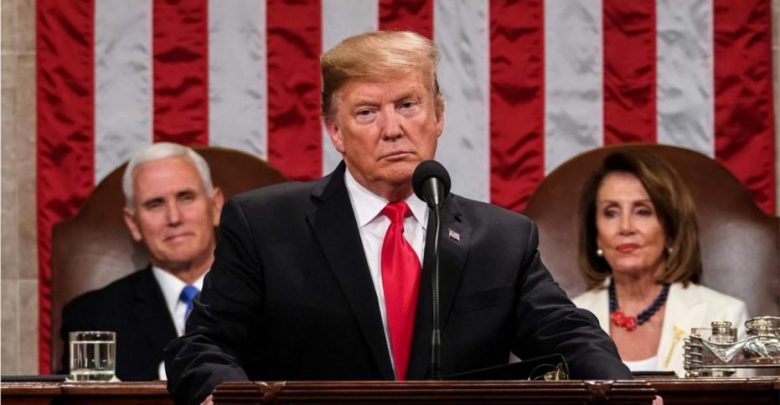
[610, 310, 638, 331]
[609, 280, 670, 332]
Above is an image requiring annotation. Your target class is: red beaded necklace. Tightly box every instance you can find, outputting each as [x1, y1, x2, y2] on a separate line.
[608, 278, 670, 332]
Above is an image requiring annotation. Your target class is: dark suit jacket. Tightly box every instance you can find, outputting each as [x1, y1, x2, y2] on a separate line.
[61, 267, 177, 381]
[165, 163, 631, 403]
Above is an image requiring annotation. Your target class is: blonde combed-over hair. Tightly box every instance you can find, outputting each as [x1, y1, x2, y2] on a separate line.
[320, 30, 444, 121]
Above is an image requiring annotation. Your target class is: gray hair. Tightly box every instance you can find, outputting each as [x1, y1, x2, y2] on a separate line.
[122, 142, 214, 212]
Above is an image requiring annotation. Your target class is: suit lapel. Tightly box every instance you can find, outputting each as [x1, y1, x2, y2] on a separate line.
[407, 196, 469, 379]
[658, 283, 704, 373]
[133, 268, 177, 355]
[306, 163, 394, 379]
[593, 280, 611, 330]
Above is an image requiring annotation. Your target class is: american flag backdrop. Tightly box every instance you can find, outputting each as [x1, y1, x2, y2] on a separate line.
[36, 0, 775, 372]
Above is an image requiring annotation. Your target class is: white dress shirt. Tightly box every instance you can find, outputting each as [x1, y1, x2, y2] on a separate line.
[344, 168, 428, 372]
[151, 267, 206, 379]
[623, 355, 658, 371]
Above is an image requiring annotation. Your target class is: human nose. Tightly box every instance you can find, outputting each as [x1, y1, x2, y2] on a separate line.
[165, 201, 183, 225]
[380, 108, 403, 140]
[618, 212, 635, 235]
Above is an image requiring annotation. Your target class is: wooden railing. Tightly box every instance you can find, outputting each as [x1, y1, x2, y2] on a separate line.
[2, 377, 779, 404]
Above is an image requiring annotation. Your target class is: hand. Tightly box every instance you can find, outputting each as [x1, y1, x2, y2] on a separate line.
[200, 394, 213, 405]
[653, 395, 664, 405]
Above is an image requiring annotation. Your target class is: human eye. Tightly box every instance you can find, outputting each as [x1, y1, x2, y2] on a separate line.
[398, 99, 420, 114]
[143, 198, 164, 210]
[354, 108, 376, 123]
[178, 191, 197, 204]
[636, 205, 654, 217]
[601, 207, 619, 218]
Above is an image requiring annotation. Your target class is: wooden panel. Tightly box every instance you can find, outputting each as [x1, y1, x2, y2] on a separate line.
[213, 380, 656, 404]
[3, 378, 780, 404]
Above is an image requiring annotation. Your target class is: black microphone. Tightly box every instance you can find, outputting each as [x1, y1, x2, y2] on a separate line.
[412, 160, 451, 380]
[412, 160, 451, 208]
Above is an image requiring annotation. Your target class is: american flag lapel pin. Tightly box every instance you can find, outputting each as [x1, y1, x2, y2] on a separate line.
[448, 228, 461, 242]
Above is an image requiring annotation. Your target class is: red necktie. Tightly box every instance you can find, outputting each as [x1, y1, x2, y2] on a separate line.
[381, 201, 421, 380]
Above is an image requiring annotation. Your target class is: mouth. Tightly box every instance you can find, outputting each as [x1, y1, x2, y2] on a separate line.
[616, 243, 640, 253]
[165, 233, 194, 242]
[380, 151, 414, 161]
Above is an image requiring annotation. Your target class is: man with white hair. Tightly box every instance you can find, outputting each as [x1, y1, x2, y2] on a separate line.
[61, 142, 224, 381]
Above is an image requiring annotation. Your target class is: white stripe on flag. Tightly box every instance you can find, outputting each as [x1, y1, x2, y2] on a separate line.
[434, 0, 490, 202]
[321, 0, 379, 176]
[94, 0, 153, 183]
[656, 0, 714, 156]
[544, 0, 604, 174]
[209, 0, 268, 158]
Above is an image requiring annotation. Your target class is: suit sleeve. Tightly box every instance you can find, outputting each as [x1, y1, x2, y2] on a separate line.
[164, 198, 262, 404]
[511, 221, 633, 379]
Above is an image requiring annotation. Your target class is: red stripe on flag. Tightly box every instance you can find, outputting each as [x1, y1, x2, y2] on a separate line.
[153, 0, 209, 145]
[713, 0, 776, 214]
[602, 0, 656, 144]
[379, 0, 434, 39]
[489, 0, 545, 212]
[36, 0, 96, 373]
[266, 0, 322, 181]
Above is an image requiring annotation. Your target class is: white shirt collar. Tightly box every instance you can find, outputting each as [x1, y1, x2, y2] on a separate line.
[152, 266, 206, 315]
[344, 166, 428, 230]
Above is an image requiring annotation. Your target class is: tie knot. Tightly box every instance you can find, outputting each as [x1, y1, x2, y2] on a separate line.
[382, 201, 411, 224]
[180, 285, 199, 305]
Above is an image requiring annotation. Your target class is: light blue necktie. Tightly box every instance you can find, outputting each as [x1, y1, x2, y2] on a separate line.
[179, 285, 199, 321]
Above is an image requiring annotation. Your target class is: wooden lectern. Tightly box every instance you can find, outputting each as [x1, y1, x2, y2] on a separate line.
[212, 380, 656, 404]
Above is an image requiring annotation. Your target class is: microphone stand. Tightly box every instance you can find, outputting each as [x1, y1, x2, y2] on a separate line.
[430, 203, 442, 380]
[413, 163, 450, 381]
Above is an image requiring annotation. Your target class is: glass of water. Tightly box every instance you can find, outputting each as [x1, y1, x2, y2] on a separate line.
[68, 331, 117, 382]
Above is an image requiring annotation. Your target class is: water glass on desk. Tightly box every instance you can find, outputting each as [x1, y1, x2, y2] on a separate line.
[68, 331, 117, 382]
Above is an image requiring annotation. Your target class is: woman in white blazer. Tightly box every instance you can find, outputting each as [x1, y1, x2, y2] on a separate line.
[572, 151, 748, 377]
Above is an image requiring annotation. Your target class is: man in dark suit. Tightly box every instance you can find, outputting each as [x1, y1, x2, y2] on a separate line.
[165, 31, 632, 404]
[60, 143, 224, 380]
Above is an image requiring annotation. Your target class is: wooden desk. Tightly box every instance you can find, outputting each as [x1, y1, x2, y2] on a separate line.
[212, 380, 655, 404]
[652, 378, 780, 405]
[1, 381, 172, 405]
[2, 378, 779, 404]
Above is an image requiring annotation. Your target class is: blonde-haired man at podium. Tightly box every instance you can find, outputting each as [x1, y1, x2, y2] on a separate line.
[165, 31, 631, 405]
